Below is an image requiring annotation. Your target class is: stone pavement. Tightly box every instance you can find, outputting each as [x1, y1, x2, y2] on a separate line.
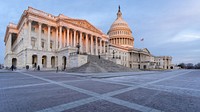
[1, 70, 200, 112]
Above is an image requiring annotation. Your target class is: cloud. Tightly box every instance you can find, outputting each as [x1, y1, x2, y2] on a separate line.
[1, 0, 200, 64]
[173, 54, 200, 64]
[170, 32, 200, 43]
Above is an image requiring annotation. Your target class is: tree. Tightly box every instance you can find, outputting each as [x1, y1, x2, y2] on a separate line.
[195, 63, 200, 69]
[186, 63, 194, 69]
[178, 63, 186, 69]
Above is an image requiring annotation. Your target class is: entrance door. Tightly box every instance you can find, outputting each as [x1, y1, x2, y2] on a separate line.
[42, 56, 47, 68]
[12, 58, 17, 68]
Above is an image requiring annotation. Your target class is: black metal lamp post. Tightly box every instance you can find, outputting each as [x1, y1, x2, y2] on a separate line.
[76, 43, 80, 54]
[112, 50, 115, 59]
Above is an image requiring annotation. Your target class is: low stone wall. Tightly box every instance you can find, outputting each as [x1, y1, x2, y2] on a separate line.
[68, 53, 88, 68]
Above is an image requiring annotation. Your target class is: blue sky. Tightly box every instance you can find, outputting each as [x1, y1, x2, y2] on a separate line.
[0, 0, 200, 64]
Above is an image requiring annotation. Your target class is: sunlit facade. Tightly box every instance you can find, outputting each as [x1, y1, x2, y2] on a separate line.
[4, 7, 172, 70]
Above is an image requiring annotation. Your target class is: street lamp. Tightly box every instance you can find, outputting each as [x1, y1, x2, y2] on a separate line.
[76, 43, 80, 54]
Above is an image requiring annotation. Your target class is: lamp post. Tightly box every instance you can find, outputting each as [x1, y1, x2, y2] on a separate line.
[76, 43, 80, 54]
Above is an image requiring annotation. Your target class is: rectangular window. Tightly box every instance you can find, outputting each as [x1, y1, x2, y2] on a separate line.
[31, 27, 35, 32]
[31, 40, 35, 47]
[41, 42, 44, 48]
[50, 42, 53, 49]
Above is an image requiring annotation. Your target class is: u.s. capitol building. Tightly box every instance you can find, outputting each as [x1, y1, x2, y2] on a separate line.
[4, 6, 172, 70]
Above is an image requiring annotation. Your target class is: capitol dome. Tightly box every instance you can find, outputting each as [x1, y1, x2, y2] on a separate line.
[108, 6, 134, 48]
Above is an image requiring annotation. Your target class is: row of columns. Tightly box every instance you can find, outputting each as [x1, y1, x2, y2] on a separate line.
[27, 20, 107, 55]
[110, 38, 133, 45]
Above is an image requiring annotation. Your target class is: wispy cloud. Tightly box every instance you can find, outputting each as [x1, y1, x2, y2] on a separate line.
[0, 0, 200, 64]
[169, 32, 200, 43]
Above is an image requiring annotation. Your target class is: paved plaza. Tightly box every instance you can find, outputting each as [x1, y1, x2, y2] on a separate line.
[1, 70, 200, 112]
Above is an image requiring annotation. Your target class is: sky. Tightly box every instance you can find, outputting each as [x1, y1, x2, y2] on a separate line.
[0, 0, 200, 64]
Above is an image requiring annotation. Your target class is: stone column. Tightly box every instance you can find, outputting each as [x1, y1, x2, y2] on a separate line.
[28, 20, 32, 48]
[86, 34, 88, 53]
[59, 26, 62, 49]
[6, 33, 12, 54]
[38, 22, 42, 50]
[80, 32, 83, 53]
[63, 28, 66, 47]
[47, 56, 51, 68]
[73, 30, 76, 47]
[103, 41, 106, 53]
[37, 55, 42, 69]
[47, 25, 51, 51]
[90, 35, 94, 55]
[70, 31, 73, 46]
[57, 56, 62, 69]
[55, 56, 58, 67]
[66, 28, 69, 47]
[96, 37, 98, 55]
[55, 27, 58, 50]
[100, 39, 102, 54]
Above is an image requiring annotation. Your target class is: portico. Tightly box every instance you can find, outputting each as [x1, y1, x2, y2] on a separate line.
[4, 7, 108, 69]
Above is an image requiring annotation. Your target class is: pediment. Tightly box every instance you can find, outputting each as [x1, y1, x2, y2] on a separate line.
[142, 48, 151, 54]
[64, 19, 102, 34]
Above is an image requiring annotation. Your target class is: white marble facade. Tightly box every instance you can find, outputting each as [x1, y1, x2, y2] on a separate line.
[4, 6, 172, 70]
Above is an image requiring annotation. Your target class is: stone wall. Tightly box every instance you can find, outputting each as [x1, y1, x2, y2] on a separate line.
[68, 54, 88, 68]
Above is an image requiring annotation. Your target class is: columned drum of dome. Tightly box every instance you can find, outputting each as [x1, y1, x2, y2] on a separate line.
[108, 6, 134, 48]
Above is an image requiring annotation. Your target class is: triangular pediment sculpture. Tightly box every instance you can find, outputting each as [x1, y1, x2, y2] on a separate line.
[64, 19, 102, 34]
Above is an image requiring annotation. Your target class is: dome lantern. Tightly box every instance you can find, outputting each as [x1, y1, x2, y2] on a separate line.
[117, 5, 122, 19]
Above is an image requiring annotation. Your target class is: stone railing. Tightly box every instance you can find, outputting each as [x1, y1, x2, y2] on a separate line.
[69, 52, 78, 57]
[28, 7, 57, 20]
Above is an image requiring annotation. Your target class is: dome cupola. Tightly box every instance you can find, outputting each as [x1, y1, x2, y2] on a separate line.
[108, 6, 134, 48]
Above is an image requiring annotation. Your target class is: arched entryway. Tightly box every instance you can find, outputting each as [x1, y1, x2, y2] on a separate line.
[42, 55, 47, 68]
[62, 56, 67, 70]
[51, 56, 55, 68]
[32, 55, 37, 68]
[143, 65, 147, 69]
[12, 58, 17, 68]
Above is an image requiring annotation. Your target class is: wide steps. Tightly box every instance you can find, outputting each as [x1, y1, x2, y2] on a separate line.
[67, 55, 139, 73]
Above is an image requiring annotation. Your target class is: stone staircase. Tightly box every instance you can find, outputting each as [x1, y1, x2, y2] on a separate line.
[67, 55, 140, 73]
